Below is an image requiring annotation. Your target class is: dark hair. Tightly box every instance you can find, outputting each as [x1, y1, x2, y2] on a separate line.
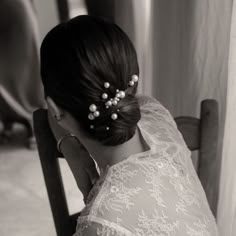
[40, 15, 140, 146]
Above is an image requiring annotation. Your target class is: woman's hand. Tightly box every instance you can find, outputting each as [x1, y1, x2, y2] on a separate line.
[48, 111, 99, 202]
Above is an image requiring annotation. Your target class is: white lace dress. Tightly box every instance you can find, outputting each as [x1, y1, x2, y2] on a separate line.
[73, 96, 218, 236]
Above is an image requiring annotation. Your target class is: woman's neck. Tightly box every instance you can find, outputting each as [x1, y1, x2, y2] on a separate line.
[84, 127, 149, 174]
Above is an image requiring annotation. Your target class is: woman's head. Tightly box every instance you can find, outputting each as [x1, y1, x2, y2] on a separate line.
[41, 15, 140, 146]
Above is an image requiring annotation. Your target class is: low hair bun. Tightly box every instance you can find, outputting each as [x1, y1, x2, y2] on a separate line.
[92, 94, 141, 146]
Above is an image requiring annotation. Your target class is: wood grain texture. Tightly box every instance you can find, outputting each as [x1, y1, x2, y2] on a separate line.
[33, 109, 76, 236]
[199, 99, 219, 217]
[175, 99, 219, 218]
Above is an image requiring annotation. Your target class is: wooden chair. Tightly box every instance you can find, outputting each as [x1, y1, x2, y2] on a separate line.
[174, 99, 219, 217]
[33, 109, 79, 236]
[33, 99, 219, 236]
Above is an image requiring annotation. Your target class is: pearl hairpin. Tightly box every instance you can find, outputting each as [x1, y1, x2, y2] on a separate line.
[112, 100, 118, 105]
[104, 82, 110, 88]
[88, 113, 95, 120]
[102, 93, 108, 99]
[128, 74, 139, 87]
[111, 113, 118, 120]
[129, 81, 135, 86]
[118, 91, 125, 98]
[89, 104, 97, 112]
[88, 74, 139, 128]
[105, 100, 112, 107]
[131, 74, 139, 82]
[94, 111, 100, 117]
[88, 104, 100, 120]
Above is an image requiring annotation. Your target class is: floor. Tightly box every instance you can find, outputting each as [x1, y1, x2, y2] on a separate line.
[0, 125, 84, 236]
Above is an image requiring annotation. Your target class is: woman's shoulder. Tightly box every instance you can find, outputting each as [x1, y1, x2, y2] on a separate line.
[136, 94, 160, 107]
[136, 95, 173, 120]
[136, 95, 178, 134]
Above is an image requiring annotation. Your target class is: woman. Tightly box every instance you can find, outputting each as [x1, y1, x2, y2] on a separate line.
[40, 15, 218, 235]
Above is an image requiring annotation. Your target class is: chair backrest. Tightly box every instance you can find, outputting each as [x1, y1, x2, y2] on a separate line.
[33, 110, 79, 236]
[174, 99, 219, 218]
[33, 99, 219, 236]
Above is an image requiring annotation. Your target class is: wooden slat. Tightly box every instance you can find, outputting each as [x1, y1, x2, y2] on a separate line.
[175, 99, 219, 218]
[70, 212, 81, 230]
[199, 99, 219, 217]
[175, 117, 200, 151]
[33, 109, 74, 236]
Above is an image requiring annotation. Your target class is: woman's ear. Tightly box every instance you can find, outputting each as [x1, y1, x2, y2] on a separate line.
[46, 97, 64, 121]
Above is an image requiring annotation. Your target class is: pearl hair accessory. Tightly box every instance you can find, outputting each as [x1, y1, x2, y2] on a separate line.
[104, 82, 110, 88]
[105, 90, 126, 109]
[89, 104, 97, 112]
[88, 74, 139, 129]
[129, 74, 139, 87]
[88, 104, 100, 120]
[111, 113, 118, 120]
[102, 93, 108, 99]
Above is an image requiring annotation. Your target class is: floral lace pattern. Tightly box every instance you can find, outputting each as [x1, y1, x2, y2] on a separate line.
[136, 209, 180, 235]
[73, 96, 218, 236]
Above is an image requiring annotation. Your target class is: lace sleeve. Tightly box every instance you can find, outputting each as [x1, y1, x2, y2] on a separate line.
[74, 216, 133, 236]
[136, 94, 160, 107]
[137, 95, 177, 129]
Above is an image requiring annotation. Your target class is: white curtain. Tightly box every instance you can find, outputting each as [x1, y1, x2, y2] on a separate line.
[114, 0, 153, 94]
[217, 1, 236, 235]
[33, 0, 59, 40]
[0, 0, 45, 120]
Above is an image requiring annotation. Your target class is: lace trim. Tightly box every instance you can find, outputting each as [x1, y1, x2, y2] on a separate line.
[78, 215, 134, 236]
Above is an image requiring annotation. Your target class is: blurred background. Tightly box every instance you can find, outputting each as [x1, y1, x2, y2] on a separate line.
[0, 0, 236, 235]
